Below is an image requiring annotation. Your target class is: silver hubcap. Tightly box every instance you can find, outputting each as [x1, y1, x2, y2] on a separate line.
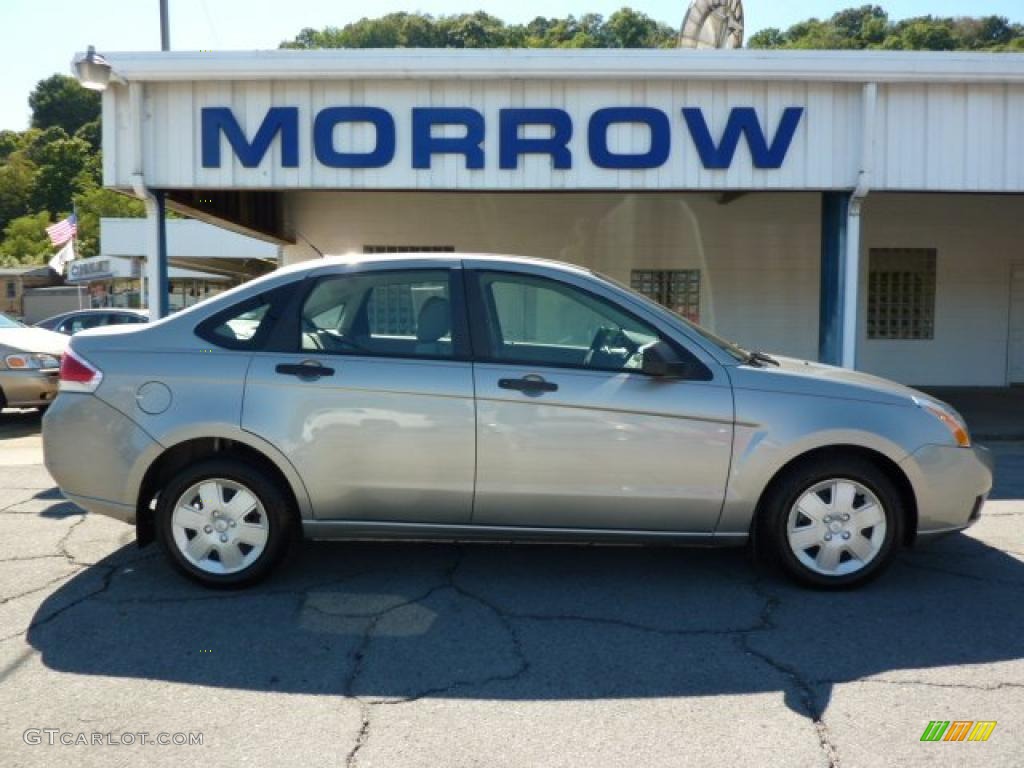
[171, 479, 269, 575]
[787, 478, 887, 577]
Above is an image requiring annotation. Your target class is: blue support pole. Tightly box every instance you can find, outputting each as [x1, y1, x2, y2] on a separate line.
[155, 190, 169, 318]
[819, 191, 850, 365]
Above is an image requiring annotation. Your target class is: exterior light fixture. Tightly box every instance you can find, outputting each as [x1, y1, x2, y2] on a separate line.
[72, 45, 123, 91]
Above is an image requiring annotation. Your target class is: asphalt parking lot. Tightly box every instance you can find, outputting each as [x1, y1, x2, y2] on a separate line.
[1, 409, 1022, 767]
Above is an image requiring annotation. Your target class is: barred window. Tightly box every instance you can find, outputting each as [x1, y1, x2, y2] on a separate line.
[867, 249, 936, 340]
[363, 245, 455, 254]
[630, 269, 701, 323]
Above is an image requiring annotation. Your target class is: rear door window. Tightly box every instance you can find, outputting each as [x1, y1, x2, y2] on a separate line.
[300, 270, 462, 360]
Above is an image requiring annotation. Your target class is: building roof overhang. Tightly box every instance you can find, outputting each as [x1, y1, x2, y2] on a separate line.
[89, 48, 1024, 85]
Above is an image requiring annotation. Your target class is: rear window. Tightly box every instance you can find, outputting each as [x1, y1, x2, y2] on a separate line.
[197, 297, 274, 350]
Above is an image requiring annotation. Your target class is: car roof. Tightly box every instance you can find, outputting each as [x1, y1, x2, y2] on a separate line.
[312, 252, 595, 277]
[55, 308, 148, 317]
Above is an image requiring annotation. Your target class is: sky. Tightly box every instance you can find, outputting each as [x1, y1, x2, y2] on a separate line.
[2, 0, 1023, 131]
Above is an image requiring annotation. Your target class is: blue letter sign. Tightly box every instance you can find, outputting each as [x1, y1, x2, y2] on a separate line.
[499, 109, 573, 170]
[588, 107, 671, 170]
[314, 107, 396, 168]
[682, 107, 805, 169]
[201, 104, 806, 174]
[412, 108, 485, 170]
[201, 107, 298, 168]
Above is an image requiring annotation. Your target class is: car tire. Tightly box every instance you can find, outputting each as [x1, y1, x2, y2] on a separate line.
[758, 456, 904, 589]
[156, 458, 294, 588]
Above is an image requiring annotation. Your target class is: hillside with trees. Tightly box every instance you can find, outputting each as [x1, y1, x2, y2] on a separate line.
[748, 5, 1024, 51]
[2, 6, 1021, 267]
[280, 9, 678, 50]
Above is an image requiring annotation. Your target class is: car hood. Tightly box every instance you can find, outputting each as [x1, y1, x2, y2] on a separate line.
[729, 354, 927, 407]
[0, 327, 68, 357]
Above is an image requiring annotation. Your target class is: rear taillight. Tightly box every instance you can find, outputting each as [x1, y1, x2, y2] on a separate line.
[59, 348, 103, 393]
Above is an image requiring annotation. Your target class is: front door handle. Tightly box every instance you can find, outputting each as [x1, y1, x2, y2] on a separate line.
[499, 376, 558, 394]
[276, 362, 335, 379]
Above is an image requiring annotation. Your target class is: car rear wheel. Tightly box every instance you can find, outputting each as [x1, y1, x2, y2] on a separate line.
[760, 457, 903, 589]
[156, 458, 293, 588]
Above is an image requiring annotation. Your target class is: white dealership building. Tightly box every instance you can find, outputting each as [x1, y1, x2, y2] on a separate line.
[92, 49, 1024, 386]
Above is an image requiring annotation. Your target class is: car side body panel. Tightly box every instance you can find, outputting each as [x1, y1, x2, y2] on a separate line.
[242, 353, 475, 523]
[473, 363, 734, 532]
[720, 365, 992, 535]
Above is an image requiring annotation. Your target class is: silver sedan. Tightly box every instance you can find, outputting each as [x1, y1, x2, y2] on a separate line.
[42, 254, 993, 589]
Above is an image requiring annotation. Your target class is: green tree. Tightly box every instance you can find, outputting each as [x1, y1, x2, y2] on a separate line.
[28, 74, 101, 136]
[748, 6, 1024, 51]
[74, 120, 101, 153]
[748, 27, 786, 48]
[280, 8, 676, 50]
[0, 212, 52, 267]
[0, 154, 37, 234]
[603, 8, 675, 48]
[29, 136, 93, 215]
[0, 130, 23, 164]
[72, 186, 145, 259]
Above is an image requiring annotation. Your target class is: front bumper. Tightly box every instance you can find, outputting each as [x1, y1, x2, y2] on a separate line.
[900, 443, 994, 535]
[0, 368, 59, 407]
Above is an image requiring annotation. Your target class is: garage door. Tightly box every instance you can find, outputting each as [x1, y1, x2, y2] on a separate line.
[1011, 264, 1024, 384]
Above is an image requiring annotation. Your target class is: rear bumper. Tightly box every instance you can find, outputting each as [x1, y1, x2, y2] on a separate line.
[43, 394, 161, 524]
[0, 368, 59, 407]
[900, 443, 994, 535]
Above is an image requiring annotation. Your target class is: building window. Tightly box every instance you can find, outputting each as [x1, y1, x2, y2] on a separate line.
[867, 249, 936, 340]
[363, 245, 455, 254]
[5, 281, 15, 299]
[630, 270, 701, 323]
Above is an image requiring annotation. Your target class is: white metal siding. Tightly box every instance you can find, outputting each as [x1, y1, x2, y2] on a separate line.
[873, 84, 1024, 192]
[109, 78, 1024, 194]
[111, 79, 863, 191]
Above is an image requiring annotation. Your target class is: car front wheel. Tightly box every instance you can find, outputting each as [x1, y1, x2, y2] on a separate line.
[156, 458, 293, 588]
[760, 457, 904, 589]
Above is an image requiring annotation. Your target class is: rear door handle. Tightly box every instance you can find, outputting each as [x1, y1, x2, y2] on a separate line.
[275, 362, 335, 379]
[498, 376, 558, 394]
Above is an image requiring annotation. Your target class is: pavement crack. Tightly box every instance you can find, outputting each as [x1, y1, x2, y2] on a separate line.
[342, 551, 465, 768]
[735, 580, 841, 768]
[0, 554, 66, 563]
[837, 677, 1024, 692]
[0, 569, 83, 606]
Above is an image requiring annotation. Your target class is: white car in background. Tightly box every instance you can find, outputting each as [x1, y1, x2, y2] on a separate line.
[0, 312, 66, 410]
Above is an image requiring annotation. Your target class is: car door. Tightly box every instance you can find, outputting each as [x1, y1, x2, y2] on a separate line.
[241, 263, 476, 524]
[466, 265, 733, 533]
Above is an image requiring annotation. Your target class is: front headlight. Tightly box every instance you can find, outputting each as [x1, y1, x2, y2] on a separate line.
[4, 353, 61, 370]
[913, 397, 971, 448]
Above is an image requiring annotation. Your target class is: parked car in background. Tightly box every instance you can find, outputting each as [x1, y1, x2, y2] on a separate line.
[42, 254, 993, 590]
[0, 312, 66, 410]
[35, 308, 148, 336]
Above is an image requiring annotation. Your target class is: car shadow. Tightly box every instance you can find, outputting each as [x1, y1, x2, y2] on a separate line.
[0, 408, 43, 439]
[27, 532, 1024, 718]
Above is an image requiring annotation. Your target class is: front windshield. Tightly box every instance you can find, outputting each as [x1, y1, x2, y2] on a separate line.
[0, 312, 25, 329]
[593, 271, 749, 363]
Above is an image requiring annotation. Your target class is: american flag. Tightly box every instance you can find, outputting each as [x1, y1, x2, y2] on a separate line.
[46, 214, 77, 246]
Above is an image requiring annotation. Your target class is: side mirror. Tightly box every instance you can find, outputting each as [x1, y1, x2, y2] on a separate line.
[641, 340, 691, 378]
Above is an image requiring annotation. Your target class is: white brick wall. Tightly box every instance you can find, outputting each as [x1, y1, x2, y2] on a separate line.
[861, 194, 1024, 386]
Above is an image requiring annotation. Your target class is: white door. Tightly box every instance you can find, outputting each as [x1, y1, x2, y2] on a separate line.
[1010, 264, 1024, 384]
